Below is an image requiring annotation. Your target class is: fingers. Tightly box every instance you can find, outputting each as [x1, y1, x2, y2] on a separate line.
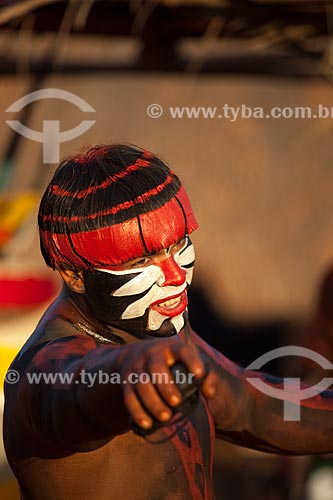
[123, 359, 182, 429]
[145, 356, 182, 407]
[135, 379, 173, 422]
[123, 383, 153, 430]
[123, 375, 176, 430]
[169, 342, 206, 379]
[200, 370, 217, 399]
[121, 338, 214, 430]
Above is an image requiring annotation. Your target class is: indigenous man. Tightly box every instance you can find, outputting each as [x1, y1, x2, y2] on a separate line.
[3, 144, 333, 500]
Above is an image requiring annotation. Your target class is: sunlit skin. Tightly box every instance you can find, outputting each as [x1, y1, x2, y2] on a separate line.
[3, 237, 333, 500]
[58, 237, 214, 429]
[83, 236, 195, 337]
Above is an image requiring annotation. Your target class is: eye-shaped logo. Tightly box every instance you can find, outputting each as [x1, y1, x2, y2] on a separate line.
[5, 88, 96, 164]
[246, 346, 333, 421]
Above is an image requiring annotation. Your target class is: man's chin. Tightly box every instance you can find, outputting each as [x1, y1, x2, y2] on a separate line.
[145, 312, 188, 338]
[145, 328, 178, 338]
[102, 310, 188, 339]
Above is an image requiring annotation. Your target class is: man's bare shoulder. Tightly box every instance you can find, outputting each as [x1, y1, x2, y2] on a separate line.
[10, 297, 100, 374]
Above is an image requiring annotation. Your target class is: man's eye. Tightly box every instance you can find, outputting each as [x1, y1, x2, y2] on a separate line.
[170, 237, 187, 253]
[130, 257, 150, 268]
[179, 236, 187, 247]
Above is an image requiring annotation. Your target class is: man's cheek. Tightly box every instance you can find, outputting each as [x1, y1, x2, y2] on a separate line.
[112, 266, 161, 297]
[82, 270, 144, 320]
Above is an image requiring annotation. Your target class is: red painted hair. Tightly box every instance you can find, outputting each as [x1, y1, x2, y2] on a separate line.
[38, 144, 198, 270]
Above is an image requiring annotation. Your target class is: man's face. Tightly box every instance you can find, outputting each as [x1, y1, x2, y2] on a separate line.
[83, 236, 195, 337]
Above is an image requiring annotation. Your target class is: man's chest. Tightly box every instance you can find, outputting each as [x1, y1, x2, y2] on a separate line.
[105, 395, 215, 499]
[12, 396, 216, 500]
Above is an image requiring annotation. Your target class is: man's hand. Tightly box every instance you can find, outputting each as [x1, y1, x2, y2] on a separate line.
[117, 336, 217, 431]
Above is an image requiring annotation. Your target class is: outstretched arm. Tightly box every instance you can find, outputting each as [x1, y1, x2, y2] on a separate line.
[6, 328, 214, 454]
[188, 326, 333, 455]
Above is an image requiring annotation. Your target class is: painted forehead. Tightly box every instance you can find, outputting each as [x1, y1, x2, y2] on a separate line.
[98, 235, 195, 275]
[47, 187, 198, 268]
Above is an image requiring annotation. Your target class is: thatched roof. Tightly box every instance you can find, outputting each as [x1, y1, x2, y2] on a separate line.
[0, 0, 331, 77]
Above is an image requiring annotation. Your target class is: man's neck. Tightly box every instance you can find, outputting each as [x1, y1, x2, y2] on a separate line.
[59, 284, 171, 345]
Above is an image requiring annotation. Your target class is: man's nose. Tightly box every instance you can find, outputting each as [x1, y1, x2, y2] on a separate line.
[157, 256, 186, 287]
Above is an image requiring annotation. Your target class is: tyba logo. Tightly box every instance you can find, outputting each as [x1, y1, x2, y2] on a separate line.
[246, 346, 333, 421]
[5, 88, 96, 163]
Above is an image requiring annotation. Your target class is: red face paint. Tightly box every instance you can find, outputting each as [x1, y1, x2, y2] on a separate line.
[82, 237, 195, 337]
[156, 256, 187, 287]
[150, 290, 188, 318]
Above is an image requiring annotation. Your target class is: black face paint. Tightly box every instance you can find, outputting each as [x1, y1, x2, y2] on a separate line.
[82, 237, 195, 338]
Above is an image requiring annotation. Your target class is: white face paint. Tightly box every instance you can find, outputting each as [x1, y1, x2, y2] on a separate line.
[98, 236, 195, 334]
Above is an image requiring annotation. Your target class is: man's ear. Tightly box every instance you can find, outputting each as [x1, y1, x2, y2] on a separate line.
[58, 269, 85, 293]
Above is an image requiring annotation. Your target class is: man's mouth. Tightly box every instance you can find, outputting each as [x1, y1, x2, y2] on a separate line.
[150, 290, 187, 317]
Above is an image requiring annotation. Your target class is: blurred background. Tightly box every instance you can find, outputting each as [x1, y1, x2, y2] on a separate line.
[0, 1, 333, 499]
